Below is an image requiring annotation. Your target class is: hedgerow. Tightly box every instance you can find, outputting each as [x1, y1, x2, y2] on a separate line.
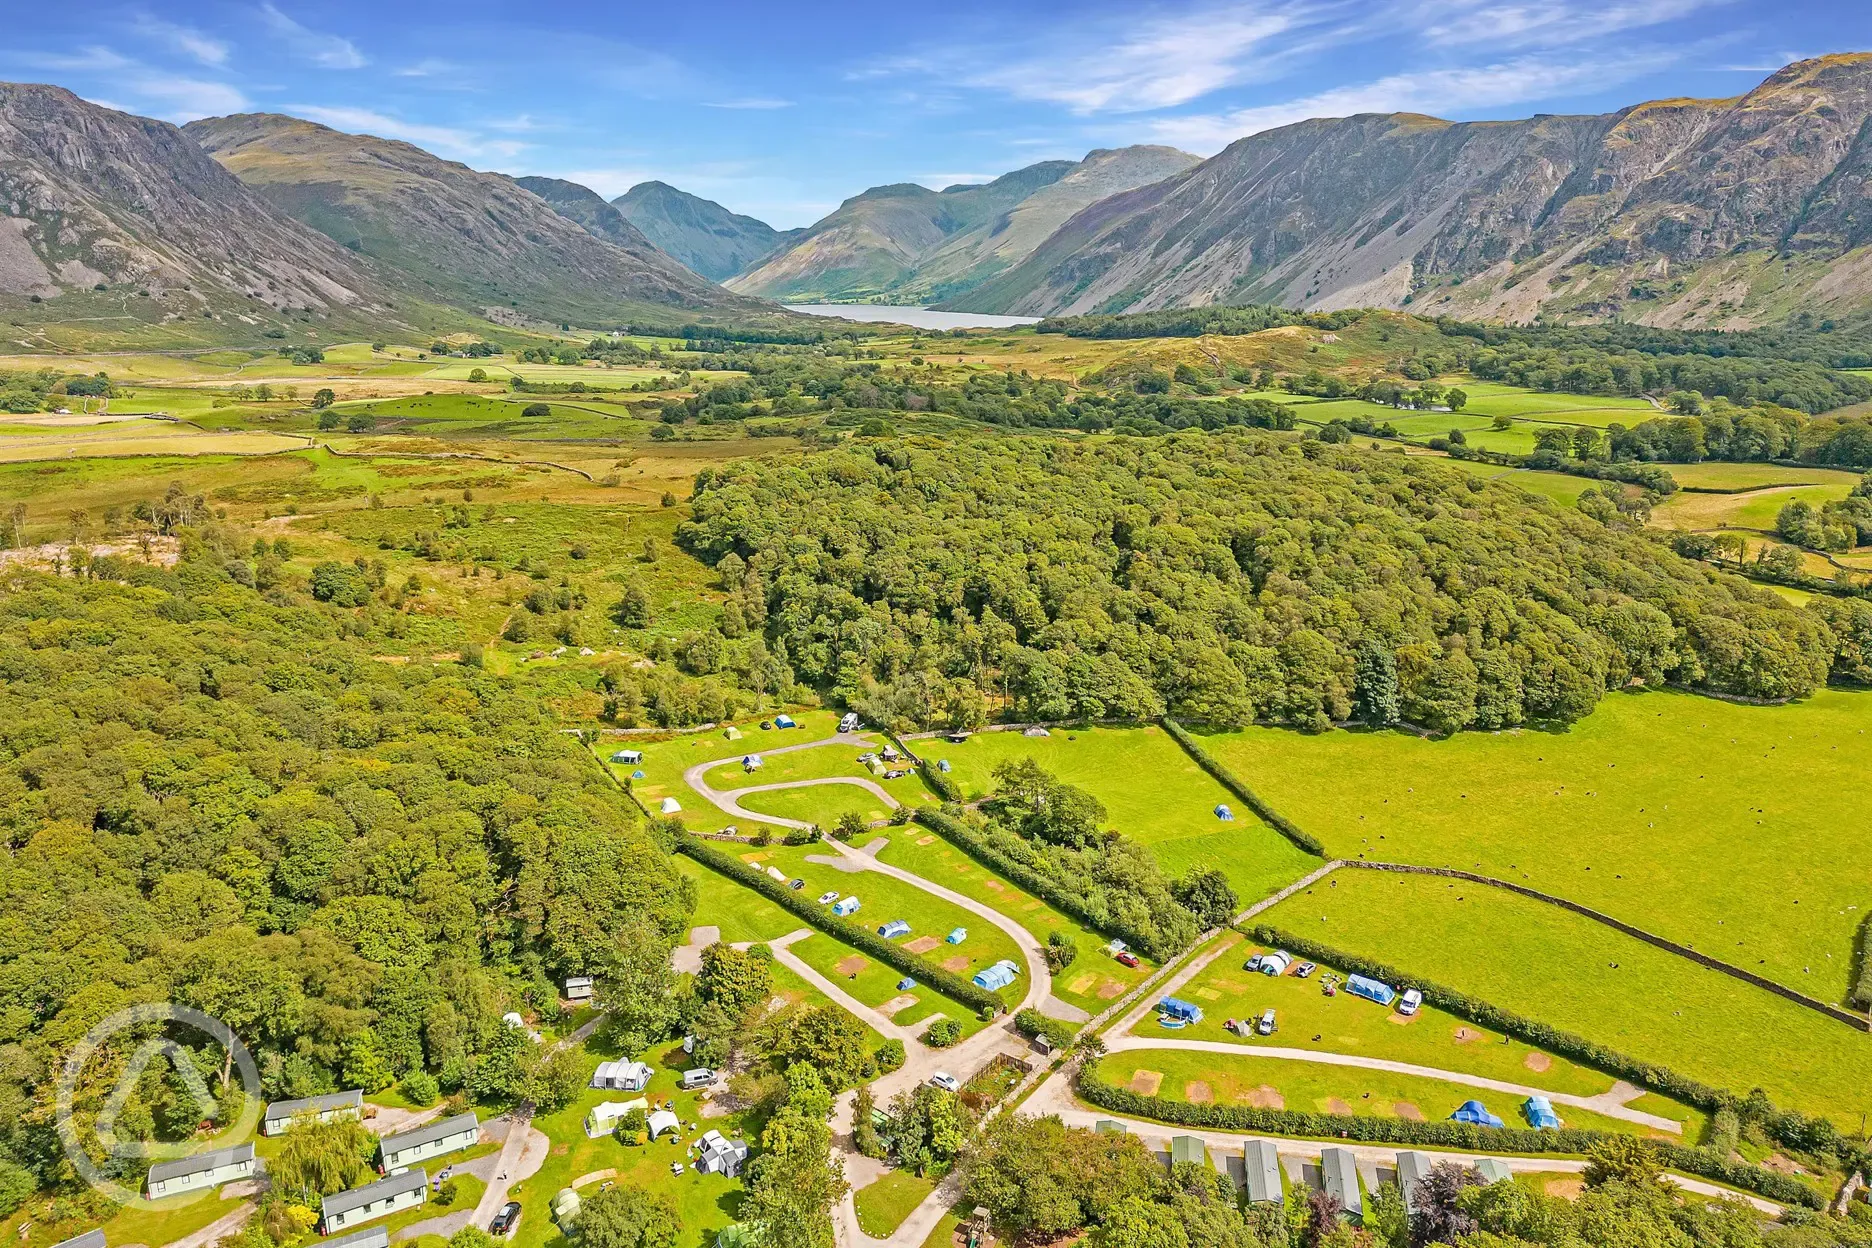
[1159, 717, 1325, 856]
[676, 834, 1005, 1015]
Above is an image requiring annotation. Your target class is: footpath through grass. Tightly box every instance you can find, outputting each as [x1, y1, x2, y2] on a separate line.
[1256, 868, 1872, 1123]
[1199, 688, 1872, 1003]
[925, 725, 1319, 904]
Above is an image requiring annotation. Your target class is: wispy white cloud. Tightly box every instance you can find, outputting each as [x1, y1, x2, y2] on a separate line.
[1418, 0, 1722, 49]
[394, 58, 458, 78]
[128, 74, 249, 121]
[259, 3, 365, 69]
[703, 97, 795, 110]
[12, 45, 132, 72]
[1144, 48, 1684, 152]
[287, 104, 501, 158]
[132, 14, 231, 67]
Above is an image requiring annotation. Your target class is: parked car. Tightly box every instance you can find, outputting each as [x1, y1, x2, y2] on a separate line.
[1398, 988, 1424, 1016]
[759, 721, 772, 730]
[681, 1068, 718, 1090]
[1244, 953, 1262, 972]
[817, 890, 840, 905]
[788, 878, 805, 890]
[929, 1072, 961, 1093]
[1256, 1009, 1277, 1036]
[1115, 951, 1140, 968]
[490, 1202, 521, 1236]
[1295, 962, 1317, 979]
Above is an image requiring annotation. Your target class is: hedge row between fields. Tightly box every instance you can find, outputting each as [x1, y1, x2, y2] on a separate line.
[676, 834, 1006, 1016]
[1247, 923, 1851, 1160]
[1158, 717, 1327, 856]
[1073, 1064, 1822, 1209]
[912, 807, 1175, 960]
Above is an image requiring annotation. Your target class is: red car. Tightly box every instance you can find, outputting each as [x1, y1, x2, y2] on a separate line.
[1115, 951, 1140, 968]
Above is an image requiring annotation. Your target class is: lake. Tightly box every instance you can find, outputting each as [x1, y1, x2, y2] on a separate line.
[783, 304, 1042, 330]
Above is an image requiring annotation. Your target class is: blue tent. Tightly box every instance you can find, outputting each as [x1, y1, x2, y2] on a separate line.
[773, 715, 797, 728]
[897, 977, 917, 991]
[973, 960, 1019, 991]
[877, 920, 911, 939]
[1450, 1100, 1505, 1128]
[1345, 974, 1397, 1006]
[1159, 996, 1203, 1023]
[937, 759, 952, 773]
[631, 770, 645, 780]
[946, 928, 967, 944]
[1214, 804, 1234, 821]
[1522, 1096, 1561, 1129]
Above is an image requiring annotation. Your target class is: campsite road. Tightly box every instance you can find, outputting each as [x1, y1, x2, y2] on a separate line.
[679, 731, 880, 827]
[1096, 1034, 1684, 1132]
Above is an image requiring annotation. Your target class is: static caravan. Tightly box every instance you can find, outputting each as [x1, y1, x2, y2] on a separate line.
[1168, 1136, 1206, 1167]
[610, 749, 642, 765]
[262, 1089, 363, 1137]
[1093, 1120, 1128, 1135]
[379, 1112, 479, 1171]
[1243, 1140, 1283, 1205]
[321, 1227, 390, 1248]
[1394, 1151, 1433, 1216]
[564, 976, 593, 1001]
[320, 1168, 427, 1234]
[1475, 1158, 1514, 1186]
[1319, 1147, 1362, 1222]
[146, 1143, 255, 1198]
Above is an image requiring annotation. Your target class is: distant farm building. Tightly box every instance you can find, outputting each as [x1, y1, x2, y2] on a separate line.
[564, 976, 593, 1000]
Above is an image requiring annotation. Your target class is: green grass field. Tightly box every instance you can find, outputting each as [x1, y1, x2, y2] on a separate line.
[1665, 463, 1865, 491]
[1653, 482, 1857, 533]
[1153, 935, 1696, 1117]
[737, 784, 900, 828]
[925, 726, 1319, 904]
[853, 1170, 938, 1238]
[1099, 1048, 1686, 1139]
[874, 831, 1153, 1015]
[1256, 869, 1872, 1122]
[1199, 688, 1872, 1003]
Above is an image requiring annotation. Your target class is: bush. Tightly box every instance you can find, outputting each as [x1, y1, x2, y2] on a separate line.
[874, 1039, 906, 1073]
[1012, 1008, 1077, 1051]
[433, 1178, 461, 1207]
[523, 403, 551, 417]
[399, 1070, 439, 1107]
[922, 1018, 963, 1048]
[1044, 931, 1078, 973]
[678, 836, 1003, 1014]
[1160, 717, 1325, 855]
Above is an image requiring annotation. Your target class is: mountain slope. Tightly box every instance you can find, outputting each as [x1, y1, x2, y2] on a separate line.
[613, 181, 799, 281]
[512, 175, 662, 251]
[959, 55, 1872, 328]
[0, 82, 395, 337]
[725, 156, 1156, 301]
[184, 113, 765, 327]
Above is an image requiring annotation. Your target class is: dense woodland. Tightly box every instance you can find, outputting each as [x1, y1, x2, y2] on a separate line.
[0, 552, 688, 1203]
[679, 432, 1853, 735]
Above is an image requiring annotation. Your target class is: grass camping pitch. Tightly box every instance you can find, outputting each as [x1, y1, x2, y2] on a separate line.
[924, 725, 1320, 904]
[1255, 868, 1872, 1122]
[1197, 688, 1872, 1004]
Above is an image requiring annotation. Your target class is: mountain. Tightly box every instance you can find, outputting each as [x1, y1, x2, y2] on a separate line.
[183, 113, 764, 327]
[613, 182, 800, 282]
[0, 82, 397, 336]
[512, 175, 662, 250]
[957, 55, 1872, 328]
[725, 148, 1194, 302]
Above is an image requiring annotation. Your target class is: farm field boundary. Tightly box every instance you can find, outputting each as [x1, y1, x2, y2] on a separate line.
[1339, 861, 1869, 1032]
[318, 441, 596, 481]
[1160, 716, 1326, 855]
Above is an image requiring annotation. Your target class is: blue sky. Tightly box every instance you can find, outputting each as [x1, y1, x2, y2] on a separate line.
[9, 1, 1870, 228]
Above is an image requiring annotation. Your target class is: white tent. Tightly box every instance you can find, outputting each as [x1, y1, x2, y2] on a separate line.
[583, 1099, 647, 1139]
[647, 1109, 680, 1139]
[660, 797, 683, 814]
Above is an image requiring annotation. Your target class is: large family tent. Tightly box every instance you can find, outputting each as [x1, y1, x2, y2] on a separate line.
[1522, 1096, 1561, 1129]
[973, 960, 1019, 991]
[1449, 1100, 1505, 1128]
[1345, 974, 1397, 1006]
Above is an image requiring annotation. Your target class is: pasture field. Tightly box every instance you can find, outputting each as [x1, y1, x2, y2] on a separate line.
[1153, 934, 1692, 1113]
[1653, 483, 1855, 532]
[1437, 382, 1654, 422]
[1256, 869, 1872, 1121]
[1099, 1049, 1687, 1139]
[339, 393, 653, 443]
[508, 1042, 752, 1248]
[1666, 463, 1864, 491]
[1199, 688, 1872, 1003]
[923, 725, 1319, 904]
[0, 423, 309, 462]
[875, 831, 1154, 1015]
[854, 1171, 938, 1239]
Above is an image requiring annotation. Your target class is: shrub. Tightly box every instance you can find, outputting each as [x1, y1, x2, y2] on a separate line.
[433, 1178, 461, 1207]
[874, 1039, 906, 1073]
[399, 1071, 439, 1107]
[1012, 1008, 1077, 1051]
[922, 1018, 963, 1048]
[522, 403, 551, 417]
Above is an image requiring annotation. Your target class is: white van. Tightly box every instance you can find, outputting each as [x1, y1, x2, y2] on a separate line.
[1398, 989, 1424, 1017]
[1255, 1009, 1277, 1035]
[681, 1068, 717, 1090]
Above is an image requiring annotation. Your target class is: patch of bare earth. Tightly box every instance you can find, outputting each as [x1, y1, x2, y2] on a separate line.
[1243, 1086, 1284, 1109]
[1128, 1070, 1164, 1095]
[941, 955, 970, 973]
[1185, 1082, 1213, 1103]
[1545, 1179, 1584, 1200]
[1523, 1052, 1552, 1073]
[1453, 1027, 1482, 1043]
[905, 936, 941, 954]
[1326, 1097, 1355, 1114]
[1394, 1102, 1424, 1121]
[835, 955, 868, 976]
